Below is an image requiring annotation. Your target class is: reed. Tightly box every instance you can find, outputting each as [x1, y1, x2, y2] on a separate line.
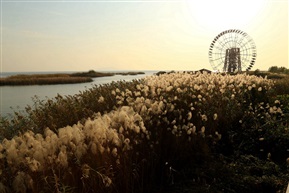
[0, 72, 289, 193]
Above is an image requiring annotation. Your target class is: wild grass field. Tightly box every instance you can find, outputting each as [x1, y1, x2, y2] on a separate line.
[1, 70, 289, 193]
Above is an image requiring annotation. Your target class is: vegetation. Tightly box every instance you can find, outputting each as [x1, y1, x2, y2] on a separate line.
[0, 70, 145, 86]
[71, 70, 145, 77]
[0, 70, 289, 192]
[268, 66, 289, 74]
[0, 73, 92, 86]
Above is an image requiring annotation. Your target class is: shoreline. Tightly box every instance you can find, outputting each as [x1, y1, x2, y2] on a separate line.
[0, 70, 145, 86]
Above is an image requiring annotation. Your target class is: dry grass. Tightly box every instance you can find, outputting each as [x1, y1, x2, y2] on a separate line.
[0, 72, 289, 193]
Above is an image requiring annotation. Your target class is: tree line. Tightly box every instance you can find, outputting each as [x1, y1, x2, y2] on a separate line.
[268, 66, 289, 74]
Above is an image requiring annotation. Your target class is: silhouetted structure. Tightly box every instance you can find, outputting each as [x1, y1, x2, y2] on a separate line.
[208, 29, 257, 72]
[223, 48, 241, 73]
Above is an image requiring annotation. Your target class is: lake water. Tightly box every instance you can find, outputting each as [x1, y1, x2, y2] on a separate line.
[0, 71, 157, 118]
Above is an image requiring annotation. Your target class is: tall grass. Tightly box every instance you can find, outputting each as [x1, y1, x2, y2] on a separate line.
[1, 72, 289, 192]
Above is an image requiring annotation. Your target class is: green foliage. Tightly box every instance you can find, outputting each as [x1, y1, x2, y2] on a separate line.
[268, 66, 289, 74]
[273, 77, 289, 95]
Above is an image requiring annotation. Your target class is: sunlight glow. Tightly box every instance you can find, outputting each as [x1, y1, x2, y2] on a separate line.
[186, 0, 268, 30]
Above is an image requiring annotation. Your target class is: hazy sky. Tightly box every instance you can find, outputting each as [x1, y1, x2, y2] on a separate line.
[1, 0, 288, 72]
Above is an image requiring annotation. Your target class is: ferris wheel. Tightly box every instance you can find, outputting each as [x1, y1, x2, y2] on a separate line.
[208, 29, 257, 72]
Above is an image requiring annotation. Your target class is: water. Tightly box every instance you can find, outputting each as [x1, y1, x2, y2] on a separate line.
[0, 71, 157, 118]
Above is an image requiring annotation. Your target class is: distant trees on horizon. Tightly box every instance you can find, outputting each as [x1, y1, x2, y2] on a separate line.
[268, 66, 289, 74]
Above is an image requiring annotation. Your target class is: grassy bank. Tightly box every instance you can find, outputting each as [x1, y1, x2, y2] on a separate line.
[71, 70, 145, 77]
[0, 71, 289, 192]
[0, 73, 93, 86]
[0, 70, 145, 86]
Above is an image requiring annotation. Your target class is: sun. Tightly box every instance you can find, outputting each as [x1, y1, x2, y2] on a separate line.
[185, 0, 267, 30]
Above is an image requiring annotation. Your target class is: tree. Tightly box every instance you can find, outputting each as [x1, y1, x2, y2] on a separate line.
[268, 66, 289, 74]
[268, 66, 279, 73]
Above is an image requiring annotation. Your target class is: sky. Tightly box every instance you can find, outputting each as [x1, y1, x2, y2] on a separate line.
[0, 0, 288, 72]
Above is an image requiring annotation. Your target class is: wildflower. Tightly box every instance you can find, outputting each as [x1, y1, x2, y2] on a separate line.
[215, 131, 222, 140]
[103, 176, 112, 187]
[176, 88, 182, 93]
[57, 147, 68, 167]
[258, 87, 262, 91]
[201, 126, 205, 133]
[136, 84, 141, 90]
[81, 164, 90, 178]
[267, 153, 271, 160]
[134, 91, 141, 96]
[124, 138, 130, 145]
[259, 138, 265, 141]
[269, 106, 277, 114]
[98, 96, 105, 103]
[201, 114, 208, 122]
[166, 86, 173, 92]
[112, 148, 118, 157]
[119, 126, 124, 134]
[26, 157, 41, 172]
[187, 112, 192, 120]
[171, 119, 176, 125]
[169, 104, 175, 112]
[277, 107, 282, 114]
[192, 126, 196, 134]
[133, 126, 140, 134]
[172, 126, 178, 135]
[213, 113, 218, 120]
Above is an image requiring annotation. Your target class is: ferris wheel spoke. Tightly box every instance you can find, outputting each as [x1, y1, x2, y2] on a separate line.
[217, 32, 228, 49]
[216, 37, 227, 50]
[214, 45, 224, 51]
[233, 32, 238, 48]
[223, 34, 232, 50]
[236, 34, 246, 48]
[241, 57, 252, 64]
[239, 52, 255, 56]
[211, 57, 225, 64]
[239, 38, 254, 51]
[216, 60, 225, 68]
[229, 32, 235, 48]
[210, 55, 225, 62]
